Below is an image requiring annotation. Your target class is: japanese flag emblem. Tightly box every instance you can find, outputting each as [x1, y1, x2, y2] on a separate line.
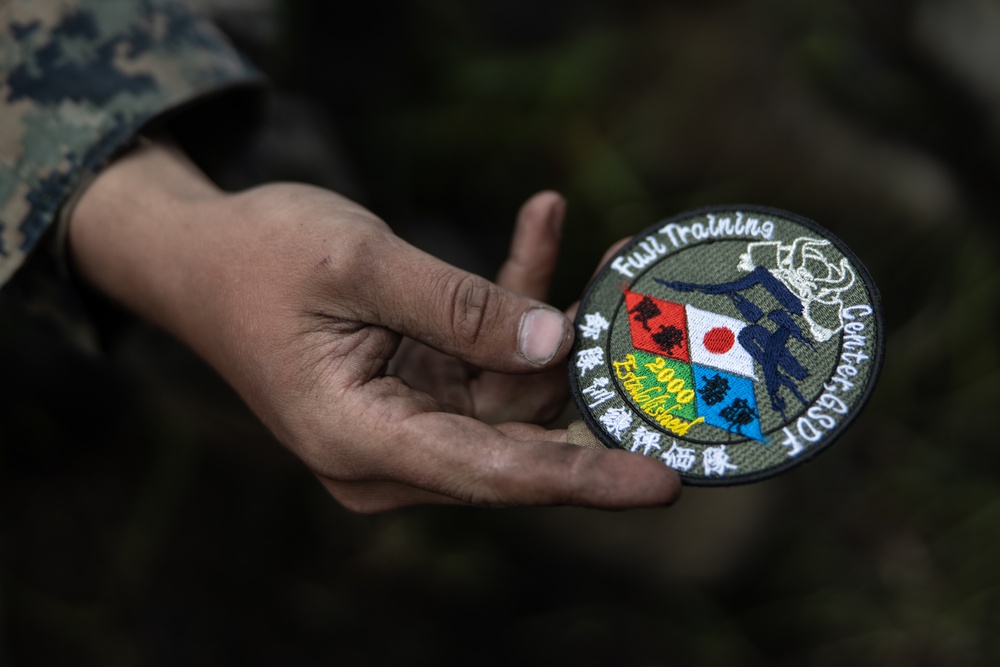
[684, 304, 756, 379]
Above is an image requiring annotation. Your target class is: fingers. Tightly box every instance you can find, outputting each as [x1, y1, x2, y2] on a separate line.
[365, 235, 573, 373]
[305, 378, 673, 511]
[469, 191, 570, 422]
[389, 412, 682, 509]
[320, 478, 463, 513]
[565, 302, 579, 321]
[390, 338, 475, 416]
[559, 236, 632, 351]
[493, 422, 567, 442]
[595, 237, 633, 278]
[459, 191, 569, 423]
[496, 191, 565, 301]
[561, 237, 632, 331]
[326, 434, 681, 512]
[471, 369, 568, 424]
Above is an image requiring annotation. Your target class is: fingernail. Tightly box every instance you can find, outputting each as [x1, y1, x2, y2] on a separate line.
[519, 307, 567, 366]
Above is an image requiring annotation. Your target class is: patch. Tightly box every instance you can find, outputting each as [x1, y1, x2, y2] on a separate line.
[569, 206, 884, 485]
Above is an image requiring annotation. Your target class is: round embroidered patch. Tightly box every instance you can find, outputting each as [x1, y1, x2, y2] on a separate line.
[569, 206, 884, 485]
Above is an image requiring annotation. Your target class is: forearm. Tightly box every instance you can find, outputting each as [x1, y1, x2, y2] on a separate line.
[0, 0, 261, 289]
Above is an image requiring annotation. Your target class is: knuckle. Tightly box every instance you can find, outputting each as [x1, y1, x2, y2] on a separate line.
[449, 478, 504, 507]
[322, 225, 383, 288]
[455, 447, 518, 507]
[439, 272, 502, 349]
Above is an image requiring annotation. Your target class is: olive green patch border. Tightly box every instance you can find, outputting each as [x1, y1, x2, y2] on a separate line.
[569, 205, 885, 486]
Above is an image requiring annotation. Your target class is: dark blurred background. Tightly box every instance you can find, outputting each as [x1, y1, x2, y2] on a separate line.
[2, 0, 999, 665]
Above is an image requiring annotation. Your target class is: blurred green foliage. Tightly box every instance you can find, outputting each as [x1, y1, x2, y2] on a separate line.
[2, 0, 1000, 665]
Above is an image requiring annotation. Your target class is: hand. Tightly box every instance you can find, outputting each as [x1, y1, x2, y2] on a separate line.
[68, 139, 681, 512]
[389, 191, 571, 425]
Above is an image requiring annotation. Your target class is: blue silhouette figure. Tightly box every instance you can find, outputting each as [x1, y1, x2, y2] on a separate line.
[656, 266, 814, 418]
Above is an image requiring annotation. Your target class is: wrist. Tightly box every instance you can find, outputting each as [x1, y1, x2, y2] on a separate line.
[68, 138, 227, 335]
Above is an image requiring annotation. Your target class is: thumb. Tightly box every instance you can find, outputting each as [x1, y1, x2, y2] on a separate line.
[365, 235, 573, 373]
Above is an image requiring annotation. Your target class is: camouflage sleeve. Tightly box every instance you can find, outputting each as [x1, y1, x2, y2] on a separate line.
[0, 0, 262, 288]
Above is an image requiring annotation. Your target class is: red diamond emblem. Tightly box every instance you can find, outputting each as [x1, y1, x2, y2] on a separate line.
[624, 290, 690, 362]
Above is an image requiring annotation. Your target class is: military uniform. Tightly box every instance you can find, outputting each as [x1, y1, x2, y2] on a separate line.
[0, 0, 260, 297]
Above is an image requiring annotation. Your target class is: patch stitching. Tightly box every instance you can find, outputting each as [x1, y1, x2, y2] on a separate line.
[569, 205, 885, 486]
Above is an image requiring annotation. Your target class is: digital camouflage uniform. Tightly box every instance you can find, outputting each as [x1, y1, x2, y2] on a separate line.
[0, 0, 260, 292]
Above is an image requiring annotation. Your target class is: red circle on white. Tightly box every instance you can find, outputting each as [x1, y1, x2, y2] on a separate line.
[703, 327, 735, 354]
